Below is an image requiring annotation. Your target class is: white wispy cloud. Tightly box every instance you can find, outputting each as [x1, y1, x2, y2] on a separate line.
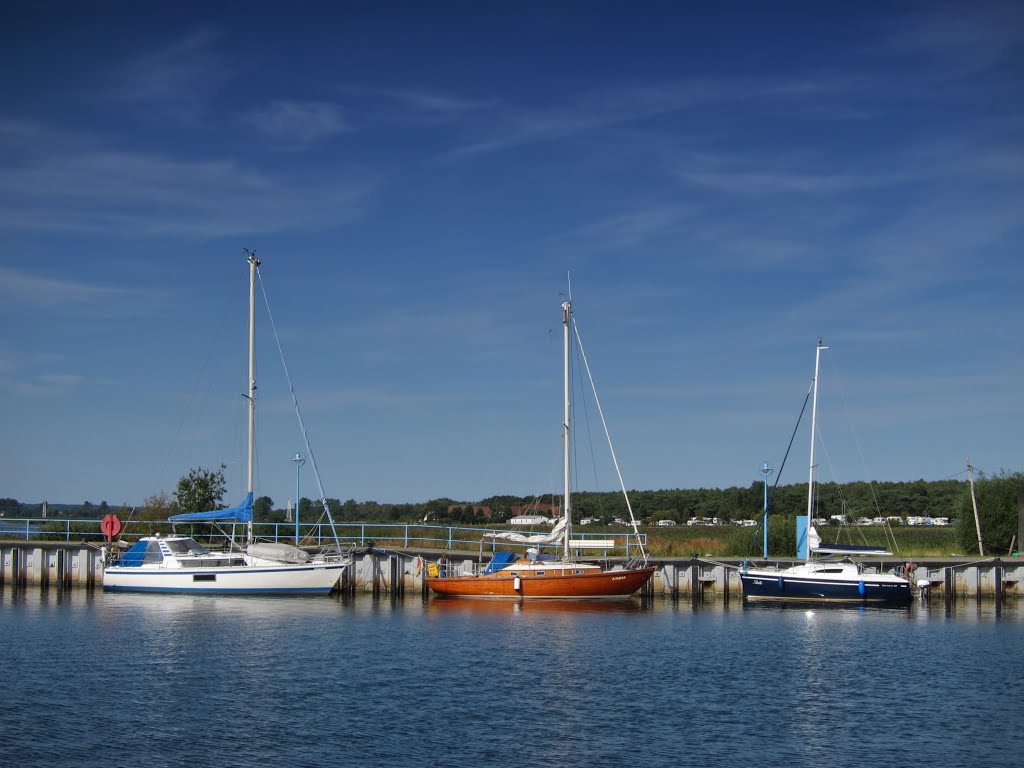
[868, 2, 1024, 77]
[374, 88, 499, 116]
[0, 134, 380, 237]
[677, 169, 882, 196]
[553, 204, 699, 256]
[100, 27, 233, 118]
[437, 74, 870, 162]
[0, 266, 131, 307]
[247, 100, 351, 147]
[0, 369, 85, 397]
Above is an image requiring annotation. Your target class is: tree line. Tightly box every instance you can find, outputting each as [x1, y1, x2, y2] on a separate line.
[3, 469, 1020, 555]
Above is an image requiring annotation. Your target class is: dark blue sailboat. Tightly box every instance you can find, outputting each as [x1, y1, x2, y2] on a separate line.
[740, 340, 913, 605]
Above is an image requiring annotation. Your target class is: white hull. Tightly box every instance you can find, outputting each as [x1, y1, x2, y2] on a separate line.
[103, 562, 344, 594]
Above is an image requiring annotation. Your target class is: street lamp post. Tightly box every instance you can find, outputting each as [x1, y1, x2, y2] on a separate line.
[761, 461, 773, 559]
[292, 452, 305, 545]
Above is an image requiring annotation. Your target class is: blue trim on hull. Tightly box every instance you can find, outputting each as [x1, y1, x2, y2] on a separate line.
[102, 585, 333, 594]
[740, 574, 912, 604]
[105, 565, 345, 574]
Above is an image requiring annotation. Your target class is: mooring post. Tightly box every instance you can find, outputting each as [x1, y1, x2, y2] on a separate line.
[372, 554, 381, 598]
[995, 558, 1003, 617]
[389, 556, 399, 603]
[690, 556, 699, 608]
[341, 556, 355, 597]
[944, 565, 953, 611]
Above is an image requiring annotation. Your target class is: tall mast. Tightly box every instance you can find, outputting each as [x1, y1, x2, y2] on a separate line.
[562, 299, 572, 560]
[806, 338, 827, 560]
[246, 251, 260, 542]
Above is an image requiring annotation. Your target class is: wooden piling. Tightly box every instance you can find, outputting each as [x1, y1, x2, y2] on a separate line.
[944, 565, 954, 610]
[995, 558, 1003, 617]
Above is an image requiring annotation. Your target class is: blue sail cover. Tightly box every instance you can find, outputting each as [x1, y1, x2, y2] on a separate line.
[116, 540, 150, 567]
[482, 551, 519, 574]
[169, 492, 254, 523]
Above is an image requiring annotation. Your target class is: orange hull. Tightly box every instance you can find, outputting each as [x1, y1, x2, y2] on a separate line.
[425, 566, 655, 599]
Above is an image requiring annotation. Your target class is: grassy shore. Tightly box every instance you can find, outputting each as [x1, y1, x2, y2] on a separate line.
[633, 521, 960, 559]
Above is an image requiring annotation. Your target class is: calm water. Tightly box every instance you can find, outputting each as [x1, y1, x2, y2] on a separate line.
[1, 588, 1021, 768]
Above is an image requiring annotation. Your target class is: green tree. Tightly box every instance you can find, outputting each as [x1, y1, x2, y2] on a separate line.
[253, 496, 274, 519]
[174, 464, 227, 515]
[958, 470, 1024, 555]
[139, 491, 175, 520]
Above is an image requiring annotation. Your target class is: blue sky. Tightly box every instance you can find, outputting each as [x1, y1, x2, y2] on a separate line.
[1, 1, 1021, 509]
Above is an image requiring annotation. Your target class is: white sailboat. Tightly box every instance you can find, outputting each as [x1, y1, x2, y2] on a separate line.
[103, 253, 351, 594]
[740, 339, 913, 604]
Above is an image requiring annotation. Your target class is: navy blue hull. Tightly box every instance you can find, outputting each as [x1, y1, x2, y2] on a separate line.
[740, 573, 912, 604]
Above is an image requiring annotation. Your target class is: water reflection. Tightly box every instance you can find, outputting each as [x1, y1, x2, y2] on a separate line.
[2, 585, 1022, 767]
[1, 584, 1020, 623]
[425, 596, 650, 616]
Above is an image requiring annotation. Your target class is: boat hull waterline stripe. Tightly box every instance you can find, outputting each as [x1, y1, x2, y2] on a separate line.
[426, 567, 656, 599]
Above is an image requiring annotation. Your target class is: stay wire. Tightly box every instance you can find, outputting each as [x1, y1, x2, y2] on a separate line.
[746, 380, 812, 559]
[255, 265, 343, 552]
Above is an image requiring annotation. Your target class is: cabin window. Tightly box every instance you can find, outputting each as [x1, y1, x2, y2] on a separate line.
[143, 541, 164, 565]
[535, 572, 545, 577]
[192, 574, 216, 582]
[166, 538, 211, 556]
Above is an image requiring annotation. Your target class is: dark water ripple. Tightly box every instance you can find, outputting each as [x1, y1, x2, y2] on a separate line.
[1, 589, 1021, 768]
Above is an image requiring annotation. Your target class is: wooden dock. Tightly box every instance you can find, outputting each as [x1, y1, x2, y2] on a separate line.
[2, 540, 1020, 604]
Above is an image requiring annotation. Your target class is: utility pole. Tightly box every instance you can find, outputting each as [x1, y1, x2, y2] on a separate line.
[967, 458, 984, 556]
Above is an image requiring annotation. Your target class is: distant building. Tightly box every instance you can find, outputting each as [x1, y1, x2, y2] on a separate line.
[510, 502, 560, 518]
[508, 515, 554, 525]
[447, 504, 493, 518]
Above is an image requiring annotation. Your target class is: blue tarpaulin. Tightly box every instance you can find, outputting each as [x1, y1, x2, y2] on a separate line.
[482, 551, 519, 575]
[116, 540, 149, 567]
[169, 492, 254, 523]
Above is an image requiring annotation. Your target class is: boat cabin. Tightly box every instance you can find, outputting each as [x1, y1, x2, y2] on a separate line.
[115, 535, 245, 569]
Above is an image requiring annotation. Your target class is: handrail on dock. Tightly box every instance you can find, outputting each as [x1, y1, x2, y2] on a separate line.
[0, 518, 646, 559]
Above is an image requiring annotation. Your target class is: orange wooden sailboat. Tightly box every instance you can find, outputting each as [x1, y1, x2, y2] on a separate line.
[425, 555, 656, 599]
[425, 292, 655, 600]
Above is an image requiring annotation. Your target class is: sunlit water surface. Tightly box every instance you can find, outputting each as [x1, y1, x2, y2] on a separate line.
[1, 588, 1021, 767]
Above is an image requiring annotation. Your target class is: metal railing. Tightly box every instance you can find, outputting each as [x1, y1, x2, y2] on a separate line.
[0, 519, 647, 558]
